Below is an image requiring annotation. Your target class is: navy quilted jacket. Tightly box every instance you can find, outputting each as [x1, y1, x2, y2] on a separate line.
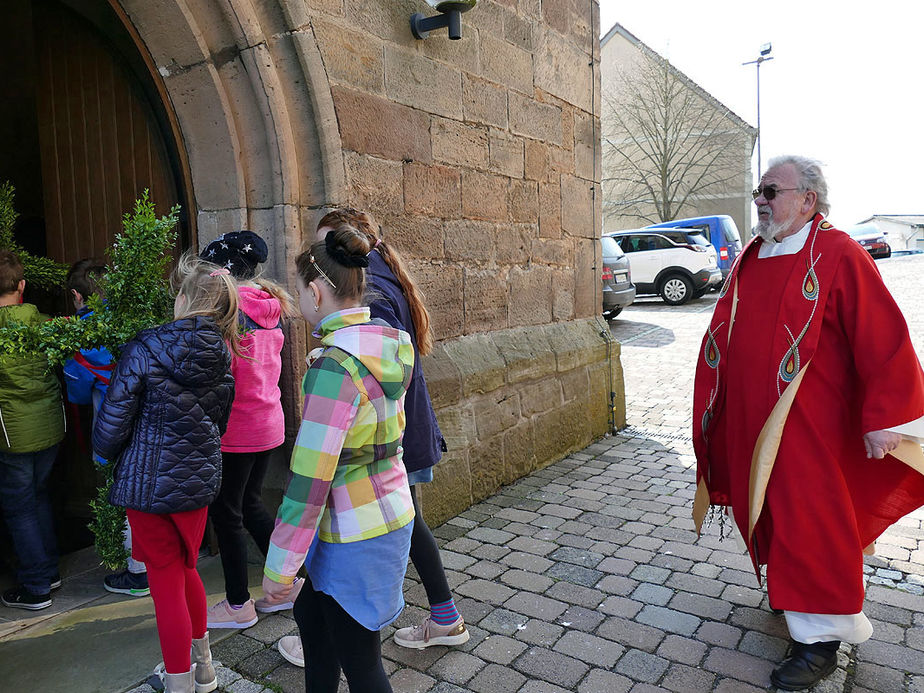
[93, 316, 235, 514]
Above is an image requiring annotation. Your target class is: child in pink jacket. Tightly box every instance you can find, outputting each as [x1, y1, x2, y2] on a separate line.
[199, 231, 300, 629]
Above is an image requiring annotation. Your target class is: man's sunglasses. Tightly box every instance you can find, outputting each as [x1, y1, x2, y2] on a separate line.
[752, 186, 800, 201]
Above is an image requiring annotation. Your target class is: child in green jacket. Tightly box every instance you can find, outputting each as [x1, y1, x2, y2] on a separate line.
[0, 249, 65, 610]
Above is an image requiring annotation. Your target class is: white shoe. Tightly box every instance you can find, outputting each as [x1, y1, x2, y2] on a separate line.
[278, 635, 304, 667]
[394, 616, 470, 649]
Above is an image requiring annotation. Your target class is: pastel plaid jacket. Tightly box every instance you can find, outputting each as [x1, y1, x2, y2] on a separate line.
[264, 307, 416, 583]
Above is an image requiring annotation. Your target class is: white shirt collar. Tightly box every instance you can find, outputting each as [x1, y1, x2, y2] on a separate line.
[757, 220, 814, 258]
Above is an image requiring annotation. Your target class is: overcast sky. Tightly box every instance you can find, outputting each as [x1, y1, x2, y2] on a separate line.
[599, 1, 923, 228]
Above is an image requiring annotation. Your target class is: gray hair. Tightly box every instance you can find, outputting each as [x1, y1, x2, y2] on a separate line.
[766, 155, 830, 216]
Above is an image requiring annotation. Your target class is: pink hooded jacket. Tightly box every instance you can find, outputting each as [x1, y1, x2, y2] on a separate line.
[222, 285, 285, 453]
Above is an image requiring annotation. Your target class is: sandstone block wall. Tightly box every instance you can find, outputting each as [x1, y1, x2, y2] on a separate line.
[117, 0, 622, 525]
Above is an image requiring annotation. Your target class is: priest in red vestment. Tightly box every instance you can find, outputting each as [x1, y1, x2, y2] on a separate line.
[692, 155, 924, 691]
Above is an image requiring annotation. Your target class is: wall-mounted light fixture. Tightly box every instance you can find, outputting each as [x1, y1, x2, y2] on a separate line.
[411, 1, 477, 40]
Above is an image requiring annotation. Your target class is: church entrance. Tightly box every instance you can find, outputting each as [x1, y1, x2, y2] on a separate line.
[0, 0, 191, 559]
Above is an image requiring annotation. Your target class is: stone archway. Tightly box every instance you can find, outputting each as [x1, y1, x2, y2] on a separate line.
[115, 0, 345, 280]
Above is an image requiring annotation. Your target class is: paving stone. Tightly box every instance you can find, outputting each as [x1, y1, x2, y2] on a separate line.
[558, 605, 606, 633]
[858, 639, 924, 674]
[212, 635, 265, 668]
[635, 605, 701, 636]
[426, 650, 485, 684]
[596, 574, 639, 595]
[455, 578, 516, 605]
[853, 661, 908, 692]
[720, 583, 765, 607]
[242, 614, 296, 645]
[712, 679, 766, 693]
[466, 560, 506, 580]
[501, 551, 555, 573]
[553, 630, 625, 668]
[238, 646, 285, 679]
[466, 662, 526, 693]
[470, 633, 528, 665]
[702, 647, 775, 687]
[661, 662, 716, 692]
[381, 639, 448, 669]
[631, 582, 674, 606]
[655, 634, 708, 666]
[515, 619, 565, 647]
[665, 571, 726, 597]
[544, 580, 604, 608]
[596, 557, 637, 575]
[466, 527, 516, 545]
[503, 591, 569, 620]
[614, 648, 670, 683]
[695, 621, 743, 648]
[596, 617, 666, 652]
[728, 606, 791, 639]
[668, 591, 733, 620]
[226, 679, 266, 693]
[470, 544, 511, 561]
[479, 608, 529, 635]
[628, 564, 671, 584]
[519, 681, 572, 693]
[544, 562, 604, 587]
[577, 668, 633, 693]
[548, 546, 605, 568]
[389, 667, 436, 693]
[738, 629, 788, 662]
[508, 536, 558, 556]
[649, 553, 694, 573]
[513, 646, 590, 688]
[599, 595, 644, 619]
[500, 569, 555, 592]
[456, 597, 493, 624]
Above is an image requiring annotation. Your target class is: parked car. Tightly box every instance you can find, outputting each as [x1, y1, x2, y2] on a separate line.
[846, 223, 891, 259]
[601, 235, 635, 318]
[608, 229, 722, 305]
[646, 215, 743, 278]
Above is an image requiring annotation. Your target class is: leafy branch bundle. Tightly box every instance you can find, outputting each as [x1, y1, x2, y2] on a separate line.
[0, 186, 179, 568]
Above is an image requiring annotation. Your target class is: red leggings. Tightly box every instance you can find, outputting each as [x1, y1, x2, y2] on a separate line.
[126, 508, 208, 674]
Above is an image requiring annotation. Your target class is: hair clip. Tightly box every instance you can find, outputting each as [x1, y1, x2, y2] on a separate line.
[373, 238, 383, 249]
[310, 254, 337, 289]
[209, 268, 231, 277]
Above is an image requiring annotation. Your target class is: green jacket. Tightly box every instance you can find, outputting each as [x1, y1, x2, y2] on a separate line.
[0, 303, 65, 453]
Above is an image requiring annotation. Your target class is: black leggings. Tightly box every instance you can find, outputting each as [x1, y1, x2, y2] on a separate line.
[208, 449, 277, 604]
[409, 484, 452, 606]
[293, 577, 391, 692]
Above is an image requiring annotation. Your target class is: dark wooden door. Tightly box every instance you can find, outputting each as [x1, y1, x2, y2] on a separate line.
[32, 0, 181, 263]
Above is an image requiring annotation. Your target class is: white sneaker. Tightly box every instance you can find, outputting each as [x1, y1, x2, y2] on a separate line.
[278, 635, 304, 667]
[255, 577, 303, 613]
[393, 616, 470, 649]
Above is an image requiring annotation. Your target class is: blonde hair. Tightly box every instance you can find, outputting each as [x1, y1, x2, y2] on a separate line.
[171, 252, 243, 357]
[317, 208, 434, 356]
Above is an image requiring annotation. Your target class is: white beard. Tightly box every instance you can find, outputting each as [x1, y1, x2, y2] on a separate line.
[755, 205, 796, 242]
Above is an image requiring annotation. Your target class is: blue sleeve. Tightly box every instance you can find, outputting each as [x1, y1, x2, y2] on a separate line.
[63, 355, 95, 405]
[369, 295, 405, 332]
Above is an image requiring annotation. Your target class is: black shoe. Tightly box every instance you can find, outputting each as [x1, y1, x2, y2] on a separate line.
[104, 569, 150, 596]
[1, 586, 52, 611]
[50, 574, 62, 591]
[770, 640, 840, 691]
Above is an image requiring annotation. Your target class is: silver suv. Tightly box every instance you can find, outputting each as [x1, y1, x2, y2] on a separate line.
[608, 229, 722, 305]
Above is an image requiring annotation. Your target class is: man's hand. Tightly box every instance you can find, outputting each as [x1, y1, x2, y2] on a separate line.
[262, 575, 294, 602]
[863, 430, 902, 459]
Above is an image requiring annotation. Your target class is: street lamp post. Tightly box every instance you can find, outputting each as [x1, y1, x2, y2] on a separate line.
[743, 43, 773, 177]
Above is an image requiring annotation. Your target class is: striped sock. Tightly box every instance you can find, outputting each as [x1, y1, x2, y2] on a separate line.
[430, 599, 461, 626]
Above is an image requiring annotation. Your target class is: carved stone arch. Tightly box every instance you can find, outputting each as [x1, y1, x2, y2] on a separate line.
[115, 0, 345, 280]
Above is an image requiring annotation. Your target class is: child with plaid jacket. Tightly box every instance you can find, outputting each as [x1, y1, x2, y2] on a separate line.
[262, 223, 415, 692]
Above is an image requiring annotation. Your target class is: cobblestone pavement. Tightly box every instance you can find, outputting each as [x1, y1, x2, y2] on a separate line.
[131, 254, 924, 693]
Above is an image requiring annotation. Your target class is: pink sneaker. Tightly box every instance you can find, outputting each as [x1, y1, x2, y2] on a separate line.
[206, 598, 258, 629]
[255, 577, 303, 613]
[393, 616, 470, 649]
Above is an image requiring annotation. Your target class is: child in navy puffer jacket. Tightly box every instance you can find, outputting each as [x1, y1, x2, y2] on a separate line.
[93, 254, 238, 693]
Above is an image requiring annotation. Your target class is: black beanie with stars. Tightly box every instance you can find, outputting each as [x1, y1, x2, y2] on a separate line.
[200, 230, 268, 279]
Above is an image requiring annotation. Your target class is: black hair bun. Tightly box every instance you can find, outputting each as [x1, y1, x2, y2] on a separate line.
[325, 232, 369, 268]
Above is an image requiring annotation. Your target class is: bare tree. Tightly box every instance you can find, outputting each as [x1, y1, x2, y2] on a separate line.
[603, 46, 753, 226]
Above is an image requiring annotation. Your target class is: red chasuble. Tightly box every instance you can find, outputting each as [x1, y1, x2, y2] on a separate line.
[692, 215, 924, 614]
